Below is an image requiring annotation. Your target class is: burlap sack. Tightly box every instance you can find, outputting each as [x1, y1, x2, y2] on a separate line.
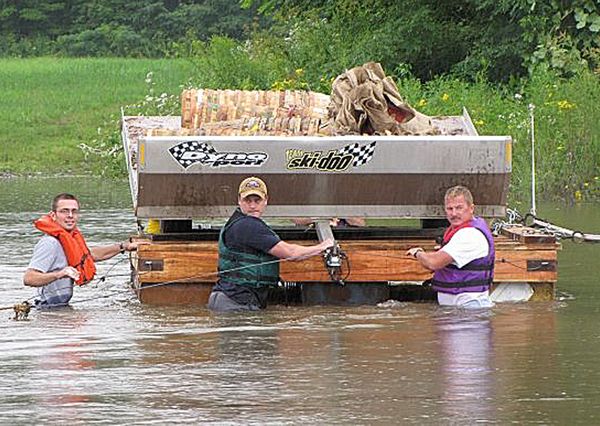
[330, 62, 438, 135]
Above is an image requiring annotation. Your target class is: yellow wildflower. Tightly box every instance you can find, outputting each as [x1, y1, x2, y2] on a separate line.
[557, 100, 575, 110]
[417, 99, 427, 107]
[474, 119, 484, 126]
[441, 93, 450, 101]
[574, 190, 582, 201]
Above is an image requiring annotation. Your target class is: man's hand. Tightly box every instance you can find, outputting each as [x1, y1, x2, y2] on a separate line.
[123, 240, 150, 252]
[60, 266, 80, 281]
[406, 247, 424, 258]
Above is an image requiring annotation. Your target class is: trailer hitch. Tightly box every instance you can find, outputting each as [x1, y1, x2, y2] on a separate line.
[323, 244, 347, 285]
[315, 220, 347, 285]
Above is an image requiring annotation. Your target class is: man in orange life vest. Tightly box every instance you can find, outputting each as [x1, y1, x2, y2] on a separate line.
[23, 193, 143, 308]
[406, 185, 495, 308]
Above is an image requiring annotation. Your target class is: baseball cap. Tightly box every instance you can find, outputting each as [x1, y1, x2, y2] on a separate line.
[238, 176, 268, 199]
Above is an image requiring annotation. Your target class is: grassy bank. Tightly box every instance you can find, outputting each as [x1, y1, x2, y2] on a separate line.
[392, 71, 600, 204]
[0, 57, 194, 174]
[1, 57, 598, 203]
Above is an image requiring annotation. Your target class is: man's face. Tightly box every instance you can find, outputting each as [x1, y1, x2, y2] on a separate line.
[445, 195, 474, 227]
[238, 194, 267, 218]
[50, 199, 80, 231]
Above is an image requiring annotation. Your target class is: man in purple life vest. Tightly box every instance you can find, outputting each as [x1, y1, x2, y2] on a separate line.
[406, 185, 495, 308]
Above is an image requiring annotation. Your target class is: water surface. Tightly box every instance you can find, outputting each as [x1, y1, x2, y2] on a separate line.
[1, 177, 599, 424]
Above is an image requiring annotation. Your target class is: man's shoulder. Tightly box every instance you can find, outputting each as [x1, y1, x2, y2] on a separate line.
[35, 235, 62, 251]
[29, 235, 66, 272]
[230, 215, 271, 231]
[443, 226, 488, 254]
[444, 226, 489, 266]
[454, 226, 487, 241]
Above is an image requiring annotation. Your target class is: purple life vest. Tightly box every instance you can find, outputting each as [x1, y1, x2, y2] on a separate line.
[431, 217, 495, 295]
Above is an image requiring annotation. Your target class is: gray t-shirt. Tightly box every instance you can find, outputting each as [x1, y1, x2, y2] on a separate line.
[27, 235, 73, 307]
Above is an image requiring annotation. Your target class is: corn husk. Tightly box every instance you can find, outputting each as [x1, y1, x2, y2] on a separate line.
[181, 89, 330, 129]
[149, 115, 331, 137]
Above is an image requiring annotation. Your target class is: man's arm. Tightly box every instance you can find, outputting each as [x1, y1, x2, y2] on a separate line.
[406, 228, 489, 271]
[269, 238, 334, 261]
[406, 247, 454, 272]
[23, 266, 79, 287]
[90, 240, 147, 261]
[24, 238, 80, 287]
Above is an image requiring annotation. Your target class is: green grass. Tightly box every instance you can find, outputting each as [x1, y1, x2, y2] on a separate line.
[0, 57, 195, 174]
[393, 72, 600, 203]
[1, 56, 598, 202]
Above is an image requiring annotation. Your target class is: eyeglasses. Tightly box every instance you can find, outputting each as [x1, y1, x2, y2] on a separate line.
[55, 208, 80, 216]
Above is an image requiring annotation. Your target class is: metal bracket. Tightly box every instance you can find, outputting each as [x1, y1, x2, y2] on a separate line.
[527, 260, 556, 272]
[314, 220, 335, 243]
[138, 259, 164, 272]
[315, 220, 346, 285]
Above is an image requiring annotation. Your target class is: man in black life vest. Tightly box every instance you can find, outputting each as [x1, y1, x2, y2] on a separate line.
[208, 176, 334, 312]
[406, 185, 495, 308]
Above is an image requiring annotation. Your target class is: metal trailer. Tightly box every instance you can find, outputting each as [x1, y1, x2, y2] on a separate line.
[122, 109, 511, 223]
[121, 110, 558, 306]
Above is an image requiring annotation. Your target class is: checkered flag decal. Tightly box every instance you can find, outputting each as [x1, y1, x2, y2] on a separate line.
[338, 141, 377, 167]
[169, 141, 216, 169]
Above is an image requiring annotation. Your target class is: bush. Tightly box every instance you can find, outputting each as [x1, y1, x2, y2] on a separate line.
[0, 34, 54, 57]
[181, 36, 289, 90]
[86, 36, 600, 202]
[55, 25, 161, 57]
[81, 70, 184, 177]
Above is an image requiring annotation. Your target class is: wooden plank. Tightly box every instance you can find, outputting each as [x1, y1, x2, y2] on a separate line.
[501, 225, 557, 244]
[133, 237, 558, 285]
[137, 283, 213, 305]
[494, 249, 558, 282]
[134, 246, 218, 283]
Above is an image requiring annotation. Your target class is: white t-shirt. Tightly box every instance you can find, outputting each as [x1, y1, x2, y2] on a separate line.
[437, 227, 493, 308]
[440, 227, 489, 268]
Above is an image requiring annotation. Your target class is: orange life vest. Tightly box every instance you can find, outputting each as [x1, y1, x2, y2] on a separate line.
[34, 214, 96, 286]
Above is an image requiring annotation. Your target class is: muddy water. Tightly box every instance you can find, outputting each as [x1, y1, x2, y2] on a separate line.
[1, 177, 599, 425]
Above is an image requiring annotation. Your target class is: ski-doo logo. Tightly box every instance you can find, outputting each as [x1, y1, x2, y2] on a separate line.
[286, 141, 377, 172]
[169, 141, 268, 169]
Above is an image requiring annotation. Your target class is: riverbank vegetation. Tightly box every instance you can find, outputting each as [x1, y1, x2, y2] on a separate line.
[0, 0, 598, 202]
[0, 57, 194, 174]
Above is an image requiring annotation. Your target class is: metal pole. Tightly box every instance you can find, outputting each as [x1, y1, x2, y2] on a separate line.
[528, 103, 537, 216]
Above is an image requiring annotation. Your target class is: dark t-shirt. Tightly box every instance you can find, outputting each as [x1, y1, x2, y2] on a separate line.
[214, 212, 281, 308]
[222, 214, 281, 254]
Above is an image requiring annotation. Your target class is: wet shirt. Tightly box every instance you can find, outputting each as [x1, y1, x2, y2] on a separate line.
[27, 235, 74, 308]
[222, 214, 281, 254]
[440, 227, 489, 268]
[214, 214, 281, 308]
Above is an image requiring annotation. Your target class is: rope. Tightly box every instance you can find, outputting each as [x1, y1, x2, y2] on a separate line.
[1, 255, 135, 314]
[133, 251, 328, 291]
[7, 249, 338, 313]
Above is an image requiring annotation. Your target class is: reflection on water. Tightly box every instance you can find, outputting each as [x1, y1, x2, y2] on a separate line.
[1, 177, 600, 424]
[435, 311, 494, 423]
